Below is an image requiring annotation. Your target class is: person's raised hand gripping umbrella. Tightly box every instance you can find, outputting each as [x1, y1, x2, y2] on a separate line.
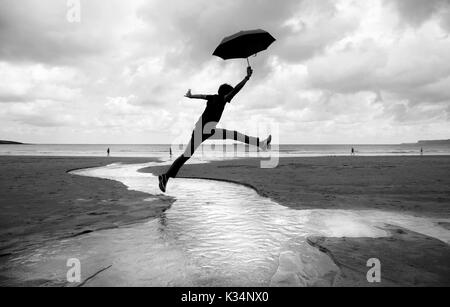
[158, 29, 275, 193]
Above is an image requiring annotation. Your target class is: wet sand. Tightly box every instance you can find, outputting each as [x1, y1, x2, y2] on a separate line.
[141, 156, 450, 286]
[1, 155, 449, 286]
[0, 156, 172, 256]
[308, 226, 450, 287]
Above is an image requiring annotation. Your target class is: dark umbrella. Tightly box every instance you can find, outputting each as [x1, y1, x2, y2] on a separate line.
[213, 29, 276, 67]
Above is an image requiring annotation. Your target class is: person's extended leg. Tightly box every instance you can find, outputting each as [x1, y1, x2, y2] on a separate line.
[158, 128, 204, 192]
[209, 128, 272, 150]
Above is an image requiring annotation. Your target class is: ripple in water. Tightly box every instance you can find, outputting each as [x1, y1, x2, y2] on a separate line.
[7, 162, 450, 286]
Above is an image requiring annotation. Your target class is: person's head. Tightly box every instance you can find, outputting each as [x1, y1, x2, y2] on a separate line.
[218, 83, 233, 97]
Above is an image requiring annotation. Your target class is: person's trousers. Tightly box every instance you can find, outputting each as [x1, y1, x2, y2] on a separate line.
[166, 128, 260, 178]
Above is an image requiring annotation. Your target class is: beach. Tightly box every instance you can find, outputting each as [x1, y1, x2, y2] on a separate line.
[141, 156, 450, 286]
[0, 156, 170, 257]
[141, 156, 450, 217]
[0, 155, 449, 286]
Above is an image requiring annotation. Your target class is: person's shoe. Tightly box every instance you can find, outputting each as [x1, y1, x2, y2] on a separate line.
[158, 174, 168, 193]
[259, 135, 272, 151]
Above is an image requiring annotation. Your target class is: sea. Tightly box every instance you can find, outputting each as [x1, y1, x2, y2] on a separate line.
[1, 143, 449, 158]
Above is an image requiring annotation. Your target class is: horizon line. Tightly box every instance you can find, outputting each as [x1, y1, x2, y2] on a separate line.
[0, 142, 438, 146]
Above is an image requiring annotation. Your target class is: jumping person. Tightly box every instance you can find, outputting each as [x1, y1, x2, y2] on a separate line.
[158, 67, 272, 192]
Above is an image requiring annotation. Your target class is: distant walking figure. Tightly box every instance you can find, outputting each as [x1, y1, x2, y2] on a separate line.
[420, 147, 423, 156]
[351, 147, 355, 156]
[107, 147, 110, 157]
[169, 147, 172, 159]
[158, 67, 271, 192]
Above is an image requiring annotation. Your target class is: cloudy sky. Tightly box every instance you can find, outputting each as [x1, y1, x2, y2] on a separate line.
[0, 0, 449, 144]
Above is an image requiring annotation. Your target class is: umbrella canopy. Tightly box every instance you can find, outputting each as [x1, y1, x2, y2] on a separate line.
[213, 29, 276, 63]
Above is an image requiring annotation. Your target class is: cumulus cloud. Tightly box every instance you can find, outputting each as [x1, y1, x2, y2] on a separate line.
[387, 0, 450, 29]
[0, 0, 144, 65]
[0, 99, 76, 127]
[136, 0, 303, 66]
[0, 63, 82, 103]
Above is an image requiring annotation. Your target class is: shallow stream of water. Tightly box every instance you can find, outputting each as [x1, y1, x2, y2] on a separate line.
[6, 162, 450, 286]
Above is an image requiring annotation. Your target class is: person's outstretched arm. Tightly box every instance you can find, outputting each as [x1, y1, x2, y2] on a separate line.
[224, 66, 253, 102]
[185, 89, 208, 100]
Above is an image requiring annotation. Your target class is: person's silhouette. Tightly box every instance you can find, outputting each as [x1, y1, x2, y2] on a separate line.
[158, 67, 271, 192]
[107, 147, 110, 157]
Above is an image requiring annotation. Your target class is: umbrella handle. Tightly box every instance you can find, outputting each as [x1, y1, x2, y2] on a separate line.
[246, 57, 251, 68]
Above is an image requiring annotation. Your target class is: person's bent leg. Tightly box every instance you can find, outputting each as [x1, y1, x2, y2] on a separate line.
[159, 132, 201, 192]
[159, 151, 191, 192]
[165, 155, 189, 179]
[164, 122, 208, 179]
[165, 133, 201, 178]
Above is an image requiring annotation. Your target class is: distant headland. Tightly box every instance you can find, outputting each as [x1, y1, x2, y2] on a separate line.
[417, 139, 450, 145]
[0, 140, 26, 145]
[402, 139, 450, 145]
